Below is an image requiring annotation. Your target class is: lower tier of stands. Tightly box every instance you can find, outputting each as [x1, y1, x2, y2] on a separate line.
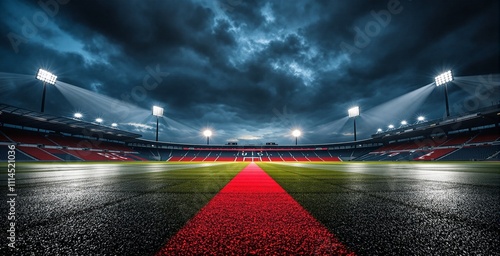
[5, 146, 140, 161]
[358, 146, 500, 161]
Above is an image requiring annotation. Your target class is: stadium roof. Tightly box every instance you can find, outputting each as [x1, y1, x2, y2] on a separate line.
[0, 104, 142, 141]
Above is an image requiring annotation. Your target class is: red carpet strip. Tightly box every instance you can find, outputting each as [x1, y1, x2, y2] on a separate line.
[157, 163, 354, 255]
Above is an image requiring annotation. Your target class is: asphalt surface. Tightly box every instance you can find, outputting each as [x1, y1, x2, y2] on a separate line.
[1, 162, 499, 255]
[265, 162, 500, 255]
[0, 162, 240, 255]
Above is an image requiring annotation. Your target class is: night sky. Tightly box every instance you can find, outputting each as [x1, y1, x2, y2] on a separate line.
[1, 0, 499, 145]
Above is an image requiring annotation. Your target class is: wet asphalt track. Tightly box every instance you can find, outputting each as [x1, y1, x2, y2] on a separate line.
[1, 162, 499, 255]
[1, 163, 235, 255]
[269, 162, 500, 255]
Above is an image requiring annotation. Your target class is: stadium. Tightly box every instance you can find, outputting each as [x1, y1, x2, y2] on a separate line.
[1, 1, 500, 255]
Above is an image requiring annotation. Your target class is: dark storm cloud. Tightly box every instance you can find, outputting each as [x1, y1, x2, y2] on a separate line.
[0, 0, 498, 144]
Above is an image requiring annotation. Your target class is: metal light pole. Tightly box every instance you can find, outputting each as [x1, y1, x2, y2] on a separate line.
[348, 106, 360, 141]
[152, 106, 164, 142]
[292, 129, 301, 145]
[435, 70, 453, 117]
[204, 130, 212, 145]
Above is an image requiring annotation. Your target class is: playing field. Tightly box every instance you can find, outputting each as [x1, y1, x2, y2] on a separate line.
[2, 162, 499, 255]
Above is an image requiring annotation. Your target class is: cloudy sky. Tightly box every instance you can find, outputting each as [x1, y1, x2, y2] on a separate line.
[0, 0, 499, 145]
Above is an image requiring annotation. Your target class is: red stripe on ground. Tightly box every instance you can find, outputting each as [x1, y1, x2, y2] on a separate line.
[157, 163, 354, 255]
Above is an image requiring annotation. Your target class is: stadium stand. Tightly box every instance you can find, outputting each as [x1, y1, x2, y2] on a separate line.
[0, 146, 36, 161]
[439, 134, 472, 146]
[2, 127, 58, 146]
[44, 148, 82, 161]
[0, 103, 498, 162]
[0, 130, 11, 142]
[17, 146, 62, 161]
[439, 145, 500, 161]
[468, 130, 500, 144]
[414, 148, 457, 161]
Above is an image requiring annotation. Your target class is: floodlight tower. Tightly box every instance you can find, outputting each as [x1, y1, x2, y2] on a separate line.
[74, 113, 83, 119]
[292, 129, 301, 145]
[348, 106, 360, 141]
[152, 106, 164, 142]
[36, 69, 57, 113]
[204, 130, 212, 145]
[435, 70, 453, 117]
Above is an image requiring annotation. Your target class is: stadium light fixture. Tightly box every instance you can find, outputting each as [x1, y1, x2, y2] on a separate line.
[387, 124, 395, 131]
[376, 128, 383, 134]
[74, 112, 83, 119]
[204, 130, 212, 145]
[400, 120, 408, 128]
[36, 68, 57, 113]
[111, 123, 118, 127]
[348, 106, 360, 118]
[152, 106, 164, 142]
[292, 129, 301, 145]
[435, 70, 453, 117]
[95, 118, 103, 124]
[416, 116, 425, 124]
[348, 106, 360, 141]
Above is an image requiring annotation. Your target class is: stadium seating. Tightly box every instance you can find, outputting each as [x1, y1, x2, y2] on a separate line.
[414, 148, 457, 161]
[0, 130, 10, 142]
[2, 123, 498, 162]
[44, 148, 83, 161]
[439, 145, 500, 161]
[2, 128, 58, 146]
[216, 151, 237, 161]
[468, 130, 500, 144]
[64, 149, 132, 161]
[1, 126, 143, 162]
[17, 146, 62, 161]
[439, 134, 471, 146]
[0, 146, 36, 161]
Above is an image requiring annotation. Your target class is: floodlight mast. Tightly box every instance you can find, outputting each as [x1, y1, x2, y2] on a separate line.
[435, 70, 453, 117]
[292, 129, 301, 145]
[36, 69, 57, 113]
[348, 106, 360, 142]
[152, 106, 164, 142]
[204, 130, 212, 145]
